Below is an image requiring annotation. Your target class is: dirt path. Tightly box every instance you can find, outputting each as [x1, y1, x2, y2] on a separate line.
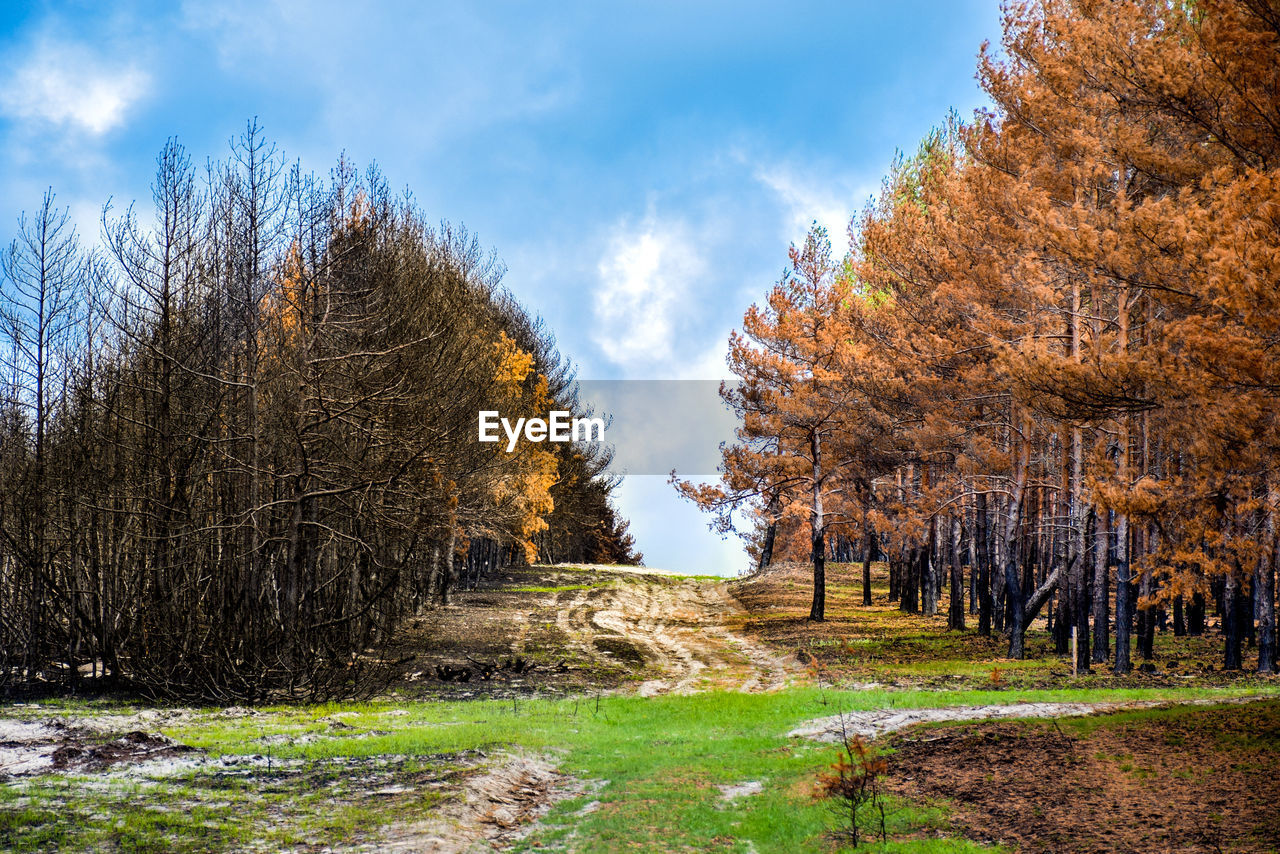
[788, 694, 1275, 743]
[373, 752, 576, 853]
[553, 573, 798, 696]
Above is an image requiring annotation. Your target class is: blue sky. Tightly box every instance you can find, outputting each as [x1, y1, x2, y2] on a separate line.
[0, 1, 1002, 575]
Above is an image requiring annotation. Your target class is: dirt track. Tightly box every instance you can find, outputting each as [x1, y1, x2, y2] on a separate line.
[551, 571, 799, 695]
[376, 752, 573, 853]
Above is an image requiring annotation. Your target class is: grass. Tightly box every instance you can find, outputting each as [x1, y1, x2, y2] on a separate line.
[0, 748, 454, 851]
[4, 560, 1276, 851]
[5, 683, 1275, 852]
[732, 562, 1280, 691]
[550, 563, 726, 582]
[495, 583, 593, 594]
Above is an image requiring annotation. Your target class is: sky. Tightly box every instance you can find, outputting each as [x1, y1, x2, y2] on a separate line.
[0, 0, 1003, 575]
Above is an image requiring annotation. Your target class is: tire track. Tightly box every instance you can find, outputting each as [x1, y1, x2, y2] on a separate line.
[554, 570, 799, 695]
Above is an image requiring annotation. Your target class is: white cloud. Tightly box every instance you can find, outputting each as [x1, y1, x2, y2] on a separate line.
[753, 163, 872, 260]
[593, 213, 707, 376]
[0, 39, 149, 135]
[672, 339, 733, 381]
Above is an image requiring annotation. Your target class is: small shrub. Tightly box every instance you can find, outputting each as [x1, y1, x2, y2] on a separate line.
[812, 729, 887, 847]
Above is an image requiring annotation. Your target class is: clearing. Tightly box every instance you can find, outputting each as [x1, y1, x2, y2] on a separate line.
[1, 561, 1277, 852]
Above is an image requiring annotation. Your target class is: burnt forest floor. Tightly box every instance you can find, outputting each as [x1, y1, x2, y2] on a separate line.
[0, 561, 1276, 853]
[729, 561, 1278, 692]
[881, 699, 1280, 853]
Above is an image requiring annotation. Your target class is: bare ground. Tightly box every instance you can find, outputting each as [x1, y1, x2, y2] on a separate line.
[392, 564, 799, 698]
[0, 713, 202, 779]
[8, 562, 1274, 852]
[788, 694, 1273, 742]
[371, 752, 576, 853]
[728, 560, 1279, 690]
[787, 700, 1167, 743]
[553, 573, 797, 696]
[0, 707, 567, 853]
[1, 566, 800, 852]
[881, 700, 1280, 853]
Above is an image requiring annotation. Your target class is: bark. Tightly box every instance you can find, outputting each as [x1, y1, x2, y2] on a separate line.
[900, 545, 922, 614]
[1223, 572, 1243, 671]
[976, 491, 993, 637]
[968, 523, 979, 615]
[1137, 566, 1155, 661]
[1070, 418, 1091, 670]
[1024, 554, 1071, 628]
[1259, 489, 1277, 673]
[1256, 555, 1275, 674]
[1004, 423, 1032, 660]
[922, 514, 938, 617]
[948, 513, 965, 630]
[1114, 513, 1132, 674]
[1189, 591, 1205, 636]
[861, 507, 873, 606]
[438, 529, 457, 607]
[757, 498, 778, 573]
[808, 430, 826, 622]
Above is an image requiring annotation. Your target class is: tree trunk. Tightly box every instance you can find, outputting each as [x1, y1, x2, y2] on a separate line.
[1189, 591, 1205, 636]
[992, 502, 1007, 633]
[1113, 511, 1132, 674]
[437, 529, 457, 607]
[900, 545, 921, 614]
[1070, 425, 1091, 671]
[1259, 488, 1277, 674]
[968, 516, 979, 615]
[861, 506, 873, 606]
[976, 491, 992, 637]
[948, 513, 965, 630]
[1004, 421, 1031, 660]
[922, 514, 938, 617]
[1223, 572, 1243, 671]
[1256, 555, 1275, 674]
[1138, 566, 1156, 661]
[808, 431, 825, 622]
[758, 494, 779, 572]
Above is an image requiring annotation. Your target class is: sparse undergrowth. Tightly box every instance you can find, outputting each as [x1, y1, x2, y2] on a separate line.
[3, 564, 1277, 852]
[882, 700, 1280, 852]
[4, 684, 1277, 852]
[730, 562, 1279, 692]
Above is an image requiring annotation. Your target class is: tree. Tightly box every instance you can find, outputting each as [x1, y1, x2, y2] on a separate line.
[679, 225, 869, 621]
[0, 189, 85, 683]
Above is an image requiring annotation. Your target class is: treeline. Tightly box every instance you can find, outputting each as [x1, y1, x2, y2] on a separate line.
[0, 124, 637, 701]
[685, 0, 1279, 674]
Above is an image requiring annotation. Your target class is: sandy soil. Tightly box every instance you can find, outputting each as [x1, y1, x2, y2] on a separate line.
[373, 752, 575, 853]
[398, 564, 800, 699]
[0, 716, 199, 779]
[789, 694, 1276, 742]
[553, 574, 799, 695]
[787, 700, 1173, 743]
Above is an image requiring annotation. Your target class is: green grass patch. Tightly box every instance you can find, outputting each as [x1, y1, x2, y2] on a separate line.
[6, 684, 1276, 852]
[495, 584, 593, 594]
[136, 688, 1280, 849]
